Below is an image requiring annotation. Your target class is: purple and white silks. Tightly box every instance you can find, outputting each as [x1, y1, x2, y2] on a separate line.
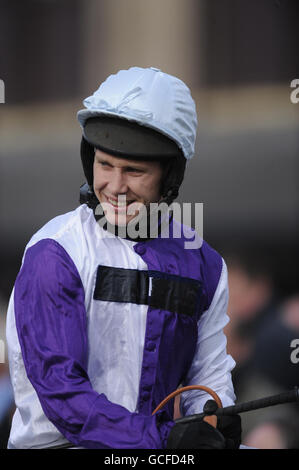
[7, 205, 235, 449]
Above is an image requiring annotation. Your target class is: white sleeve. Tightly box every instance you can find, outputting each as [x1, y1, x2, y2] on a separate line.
[180, 258, 236, 416]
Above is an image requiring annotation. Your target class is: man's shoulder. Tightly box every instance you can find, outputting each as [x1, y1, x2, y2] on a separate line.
[167, 219, 225, 310]
[26, 205, 93, 250]
[169, 218, 223, 262]
[199, 238, 224, 266]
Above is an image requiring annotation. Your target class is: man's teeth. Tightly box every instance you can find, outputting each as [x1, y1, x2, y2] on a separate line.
[108, 198, 133, 207]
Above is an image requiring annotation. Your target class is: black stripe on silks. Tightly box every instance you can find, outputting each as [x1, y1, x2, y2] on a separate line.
[94, 265, 149, 305]
[94, 265, 202, 317]
[148, 270, 202, 318]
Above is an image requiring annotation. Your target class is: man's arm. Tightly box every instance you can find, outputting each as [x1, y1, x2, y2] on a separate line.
[180, 258, 236, 414]
[14, 238, 173, 449]
[177, 258, 242, 448]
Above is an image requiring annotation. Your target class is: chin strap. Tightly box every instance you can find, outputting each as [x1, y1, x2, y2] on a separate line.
[79, 182, 98, 208]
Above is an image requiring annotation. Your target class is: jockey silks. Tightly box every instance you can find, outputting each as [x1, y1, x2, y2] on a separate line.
[6, 204, 235, 449]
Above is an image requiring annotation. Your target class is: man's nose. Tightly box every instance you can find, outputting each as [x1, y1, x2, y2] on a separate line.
[108, 169, 128, 194]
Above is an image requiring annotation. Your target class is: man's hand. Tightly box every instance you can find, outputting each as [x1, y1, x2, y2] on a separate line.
[204, 399, 242, 449]
[167, 419, 226, 449]
[217, 413, 242, 449]
[166, 398, 242, 449]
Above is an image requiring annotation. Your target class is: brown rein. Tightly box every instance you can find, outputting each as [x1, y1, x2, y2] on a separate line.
[152, 385, 223, 427]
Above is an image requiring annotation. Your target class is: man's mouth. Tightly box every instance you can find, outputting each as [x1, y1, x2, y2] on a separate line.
[102, 194, 138, 212]
[107, 197, 134, 207]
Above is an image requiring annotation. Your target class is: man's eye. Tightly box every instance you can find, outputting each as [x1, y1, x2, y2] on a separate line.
[127, 167, 142, 173]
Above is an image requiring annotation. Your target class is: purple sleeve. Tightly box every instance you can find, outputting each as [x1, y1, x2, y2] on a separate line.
[14, 238, 173, 449]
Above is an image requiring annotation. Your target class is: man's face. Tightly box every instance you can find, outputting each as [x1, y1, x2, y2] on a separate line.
[93, 149, 163, 226]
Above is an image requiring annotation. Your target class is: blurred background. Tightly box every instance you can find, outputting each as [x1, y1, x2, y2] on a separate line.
[0, 0, 298, 449]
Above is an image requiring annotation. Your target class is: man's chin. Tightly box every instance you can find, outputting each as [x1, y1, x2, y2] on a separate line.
[105, 214, 139, 227]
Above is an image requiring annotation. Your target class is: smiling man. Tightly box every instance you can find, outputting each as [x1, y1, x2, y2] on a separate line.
[6, 67, 241, 449]
[93, 149, 163, 227]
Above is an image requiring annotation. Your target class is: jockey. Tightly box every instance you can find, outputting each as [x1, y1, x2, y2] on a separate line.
[6, 67, 241, 449]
